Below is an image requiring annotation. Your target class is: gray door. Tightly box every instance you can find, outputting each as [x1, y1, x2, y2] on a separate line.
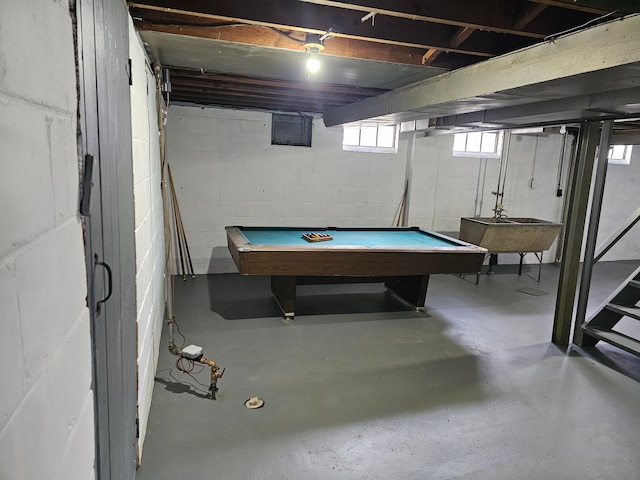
[77, 0, 137, 478]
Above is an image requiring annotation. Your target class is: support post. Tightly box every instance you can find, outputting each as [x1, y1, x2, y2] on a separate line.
[573, 120, 613, 345]
[271, 275, 297, 320]
[552, 122, 600, 345]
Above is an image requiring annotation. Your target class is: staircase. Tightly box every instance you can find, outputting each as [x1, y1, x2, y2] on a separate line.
[577, 266, 640, 356]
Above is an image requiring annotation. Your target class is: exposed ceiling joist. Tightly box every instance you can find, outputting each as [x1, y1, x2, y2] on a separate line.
[132, 0, 640, 133]
[166, 68, 389, 112]
[296, 0, 551, 37]
[422, 27, 475, 66]
[130, 0, 500, 58]
[135, 23, 438, 66]
[530, 0, 639, 14]
[130, 0, 625, 71]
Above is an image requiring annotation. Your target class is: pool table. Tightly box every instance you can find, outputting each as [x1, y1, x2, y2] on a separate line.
[225, 226, 487, 320]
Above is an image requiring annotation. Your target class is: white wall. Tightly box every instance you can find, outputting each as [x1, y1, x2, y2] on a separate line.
[409, 132, 569, 232]
[129, 23, 165, 460]
[598, 146, 640, 261]
[166, 106, 407, 273]
[0, 1, 95, 479]
[167, 106, 578, 273]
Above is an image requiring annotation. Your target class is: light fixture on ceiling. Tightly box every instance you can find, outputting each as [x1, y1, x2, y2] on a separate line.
[304, 34, 325, 74]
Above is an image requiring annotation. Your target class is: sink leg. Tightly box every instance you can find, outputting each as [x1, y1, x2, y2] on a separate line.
[536, 251, 543, 282]
[518, 253, 525, 275]
[487, 253, 498, 275]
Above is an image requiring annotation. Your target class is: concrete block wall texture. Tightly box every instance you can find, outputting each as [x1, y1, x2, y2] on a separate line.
[166, 106, 408, 273]
[166, 106, 581, 274]
[599, 146, 640, 261]
[0, 1, 95, 479]
[409, 133, 569, 233]
[129, 22, 165, 459]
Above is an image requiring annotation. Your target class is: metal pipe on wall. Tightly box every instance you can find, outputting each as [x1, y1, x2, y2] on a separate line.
[492, 130, 511, 217]
[556, 127, 568, 197]
[554, 130, 577, 264]
[474, 157, 488, 217]
[154, 63, 175, 337]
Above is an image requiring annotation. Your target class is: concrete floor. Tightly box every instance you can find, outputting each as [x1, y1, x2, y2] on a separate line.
[137, 261, 640, 480]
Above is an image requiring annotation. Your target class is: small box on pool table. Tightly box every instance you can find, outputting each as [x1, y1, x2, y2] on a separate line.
[302, 232, 333, 242]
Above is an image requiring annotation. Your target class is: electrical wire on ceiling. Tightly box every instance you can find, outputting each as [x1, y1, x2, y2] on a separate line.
[544, 10, 619, 42]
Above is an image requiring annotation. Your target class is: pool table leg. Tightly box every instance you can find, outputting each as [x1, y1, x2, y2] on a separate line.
[271, 275, 297, 320]
[384, 275, 430, 311]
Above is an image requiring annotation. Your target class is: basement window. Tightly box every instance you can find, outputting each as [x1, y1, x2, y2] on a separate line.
[271, 113, 312, 147]
[608, 144, 633, 165]
[343, 125, 398, 153]
[453, 131, 503, 158]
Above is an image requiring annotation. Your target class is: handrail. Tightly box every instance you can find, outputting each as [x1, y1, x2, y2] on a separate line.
[594, 205, 640, 262]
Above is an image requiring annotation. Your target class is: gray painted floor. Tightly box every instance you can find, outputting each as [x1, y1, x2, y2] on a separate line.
[137, 261, 640, 480]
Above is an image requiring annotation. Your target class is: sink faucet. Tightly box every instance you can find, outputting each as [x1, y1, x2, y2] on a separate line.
[492, 203, 507, 218]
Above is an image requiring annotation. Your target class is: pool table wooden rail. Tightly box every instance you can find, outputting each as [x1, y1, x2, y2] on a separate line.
[225, 226, 487, 319]
[225, 226, 487, 277]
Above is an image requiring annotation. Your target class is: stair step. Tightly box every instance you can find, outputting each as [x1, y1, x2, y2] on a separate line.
[604, 303, 640, 320]
[583, 327, 640, 356]
[628, 280, 640, 289]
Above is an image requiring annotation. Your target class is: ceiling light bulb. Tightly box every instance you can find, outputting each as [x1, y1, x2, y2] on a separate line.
[306, 50, 321, 73]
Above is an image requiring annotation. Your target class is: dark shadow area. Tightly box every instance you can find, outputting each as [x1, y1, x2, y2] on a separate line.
[480, 263, 533, 276]
[208, 273, 416, 320]
[207, 245, 239, 273]
[154, 368, 212, 399]
[570, 344, 640, 383]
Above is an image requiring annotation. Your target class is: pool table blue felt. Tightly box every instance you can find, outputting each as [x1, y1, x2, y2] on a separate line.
[240, 228, 461, 248]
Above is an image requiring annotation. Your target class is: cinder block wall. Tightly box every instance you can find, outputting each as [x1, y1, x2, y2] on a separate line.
[166, 106, 578, 273]
[0, 1, 95, 479]
[166, 106, 407, 273]
[599, 146, 640, 261]
[409, 133, 569, 233]
[167, 105, 640, 273]
[129, 23, 165, 459]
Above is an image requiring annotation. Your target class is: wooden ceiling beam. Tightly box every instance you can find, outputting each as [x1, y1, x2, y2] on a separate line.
[421, 2, 549, 67]
[514, 3, 549, 29]
[170, 81, 377, 104]
[168, 69, 388, 96]
[129, 0, 502, 58]
[528, 0, 635, 15]
[296, 0, 548, 38]
[169, 91, 342, 112]
[134, 22, 429, 66]
[165, 69, 386, 112]
[422, 27, 474, 66]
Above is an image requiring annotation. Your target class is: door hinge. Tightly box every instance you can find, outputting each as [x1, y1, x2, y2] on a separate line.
[127, 58, 133, 86]
[80, 154, 94, 216]
[136, 416, 140, 438]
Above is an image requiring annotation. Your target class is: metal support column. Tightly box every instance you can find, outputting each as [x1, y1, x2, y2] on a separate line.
[552, 122, 600, 345]
[573, 121, 613, 345]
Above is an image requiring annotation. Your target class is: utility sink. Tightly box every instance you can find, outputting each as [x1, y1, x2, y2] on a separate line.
[459, 217, 562, 253]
